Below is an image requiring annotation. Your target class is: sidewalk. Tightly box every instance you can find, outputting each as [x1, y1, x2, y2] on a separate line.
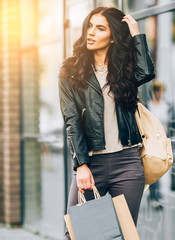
[0, 226, 59, 240]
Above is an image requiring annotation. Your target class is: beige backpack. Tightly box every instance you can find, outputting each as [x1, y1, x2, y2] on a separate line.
[135, 102, 173, 185]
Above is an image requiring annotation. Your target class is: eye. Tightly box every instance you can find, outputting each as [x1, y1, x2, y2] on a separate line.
[98, 27, 105, 31]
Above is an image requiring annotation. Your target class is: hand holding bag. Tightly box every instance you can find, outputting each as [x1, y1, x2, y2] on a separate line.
[135, 102, 173, 185]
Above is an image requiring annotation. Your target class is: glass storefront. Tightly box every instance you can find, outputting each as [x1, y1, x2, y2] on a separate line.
[136, 10, 175, 240]
[20, 0, 64, 238]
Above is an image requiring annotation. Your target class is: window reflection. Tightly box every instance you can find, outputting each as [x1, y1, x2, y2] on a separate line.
[67, 1, 92, 56]
[136, 10, 175, 240]
[95, 0, 120, 8]
[123, 0, 157, 13]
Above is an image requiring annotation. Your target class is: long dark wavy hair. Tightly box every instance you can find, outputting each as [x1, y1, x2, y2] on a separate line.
[59, 7, 139, 110]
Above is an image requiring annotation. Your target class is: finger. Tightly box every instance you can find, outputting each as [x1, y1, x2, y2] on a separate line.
[123, 18, 135, 28]
[81, 177, 91, 189]
[78, 176, 86, 189]
[122, 18, 135, 28]
[121, 18, 130, 25]
[90, 175, 95, 187]
[87, 174, 94, 188]
[78, 188, 85, 193]
[86, 181, 92, 189]
[76, 174, 84, 192]
[88, 184, 93, 190]
[78, 179, 85, 190]
[123, 18, 134, 26]
[77, 182, 85, 193]
[83, 178, 90, 190]
[124, 15, 136, 24]
[121, 18, 128, 22]
[79, 188, 85, 193]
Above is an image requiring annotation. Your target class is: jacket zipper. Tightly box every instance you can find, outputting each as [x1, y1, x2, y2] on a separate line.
[81, 108, 86, 119]
[122, 111, 132, 146]
[70, 138, 81, 165]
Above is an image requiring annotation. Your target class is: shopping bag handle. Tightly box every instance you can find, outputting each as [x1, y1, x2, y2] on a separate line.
[78, 185, 101, 204]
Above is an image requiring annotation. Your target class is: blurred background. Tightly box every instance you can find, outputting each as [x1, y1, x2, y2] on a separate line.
[0, 0, 175, 240]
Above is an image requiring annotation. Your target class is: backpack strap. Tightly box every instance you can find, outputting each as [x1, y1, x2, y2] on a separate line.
[135, 104, 146, 139]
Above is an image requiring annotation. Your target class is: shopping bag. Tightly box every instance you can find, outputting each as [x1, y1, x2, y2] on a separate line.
[65, 186, 123, 240]
[112, 195, 140, 240]
[64, 193, 140, 240]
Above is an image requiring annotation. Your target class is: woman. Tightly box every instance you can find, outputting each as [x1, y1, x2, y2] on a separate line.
[59, 6, 155, 238]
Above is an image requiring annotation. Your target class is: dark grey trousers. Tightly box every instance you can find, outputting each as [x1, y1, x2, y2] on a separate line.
[65, 146, 145, 239]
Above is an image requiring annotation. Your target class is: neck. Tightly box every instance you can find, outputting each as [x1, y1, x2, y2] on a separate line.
[94, 48, 109, 66]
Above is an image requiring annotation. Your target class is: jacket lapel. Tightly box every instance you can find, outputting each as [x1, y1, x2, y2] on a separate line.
[86, 71, 102, 95]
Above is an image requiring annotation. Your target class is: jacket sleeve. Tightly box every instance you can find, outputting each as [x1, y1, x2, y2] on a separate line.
[132, 34, 155, 87]
[59, 77, 91, 171]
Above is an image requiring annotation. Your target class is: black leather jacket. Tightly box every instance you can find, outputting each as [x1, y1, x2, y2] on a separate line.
[59, 34, 155, 170]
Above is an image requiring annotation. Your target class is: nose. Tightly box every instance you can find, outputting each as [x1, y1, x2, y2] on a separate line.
[88, 27, 95, 36]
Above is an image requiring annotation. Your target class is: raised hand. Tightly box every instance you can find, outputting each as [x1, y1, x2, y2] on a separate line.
[121, 15, 140, 37]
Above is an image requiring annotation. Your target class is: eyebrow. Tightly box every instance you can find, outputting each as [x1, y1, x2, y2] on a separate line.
[88, 21, 107, 29]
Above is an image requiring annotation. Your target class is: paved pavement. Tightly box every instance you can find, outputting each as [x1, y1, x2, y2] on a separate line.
[0, 226, 50, 240]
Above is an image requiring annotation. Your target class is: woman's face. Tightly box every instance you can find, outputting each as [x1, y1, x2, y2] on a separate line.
[86, 14, 113, 51]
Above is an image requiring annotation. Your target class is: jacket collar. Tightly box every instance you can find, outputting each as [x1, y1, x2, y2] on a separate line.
[86, 71, 102, 95]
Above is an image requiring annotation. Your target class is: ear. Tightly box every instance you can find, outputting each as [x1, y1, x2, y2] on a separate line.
[110, 39, 114, 43]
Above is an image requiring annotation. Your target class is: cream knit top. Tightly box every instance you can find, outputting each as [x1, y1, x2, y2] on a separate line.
[89, 65, 123, 155]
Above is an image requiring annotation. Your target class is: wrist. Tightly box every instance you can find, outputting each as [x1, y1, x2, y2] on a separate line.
[77, 163, 88, 170]
[132, 32, 140, 37]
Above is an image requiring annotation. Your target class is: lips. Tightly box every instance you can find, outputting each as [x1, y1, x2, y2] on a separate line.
[87, 38, 95, 44]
